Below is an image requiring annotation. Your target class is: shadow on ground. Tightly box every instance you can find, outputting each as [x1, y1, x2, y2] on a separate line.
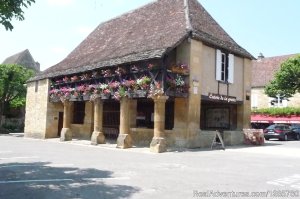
[0, 162, 140, 199]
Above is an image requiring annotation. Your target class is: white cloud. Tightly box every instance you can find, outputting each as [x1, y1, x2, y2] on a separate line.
[47, 0, 73, 6]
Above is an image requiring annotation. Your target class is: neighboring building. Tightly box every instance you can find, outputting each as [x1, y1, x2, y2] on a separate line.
[251, 53, 300, 109]
[1, 49, 40, 128]
[25, 0, 254, 152]
[2, 49, 40, 72]
[251, 53, 300, 124]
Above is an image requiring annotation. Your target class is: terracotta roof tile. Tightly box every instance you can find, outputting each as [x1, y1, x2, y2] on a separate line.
[252, 54, 299, 87]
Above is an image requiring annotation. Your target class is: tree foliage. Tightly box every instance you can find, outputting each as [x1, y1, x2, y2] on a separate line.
[0, 0, 35, 31]
[265, 54, 300, 98]
[0, 64, 34, 123]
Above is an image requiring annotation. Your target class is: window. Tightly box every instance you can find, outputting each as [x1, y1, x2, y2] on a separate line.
[73, 102, 85, 124]
[35, 81, 39, 92]
[216, 49, 234, 83]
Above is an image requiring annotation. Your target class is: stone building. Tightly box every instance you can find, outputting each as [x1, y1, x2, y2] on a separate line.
[2, 49, 40, 72]
[251, 53, 300, 109]
[251, 53, 300, 125]
[25, 0, 254, 152]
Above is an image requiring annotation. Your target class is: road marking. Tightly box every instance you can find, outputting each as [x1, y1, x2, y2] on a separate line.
[0, 156, 39, 160]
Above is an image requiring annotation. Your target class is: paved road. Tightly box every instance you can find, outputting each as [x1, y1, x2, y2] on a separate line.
[0, 134, 300, 199]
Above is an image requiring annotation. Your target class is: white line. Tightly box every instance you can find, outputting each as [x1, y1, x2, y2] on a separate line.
[0, 179, 73, 184]
[0, 156, 39, 160]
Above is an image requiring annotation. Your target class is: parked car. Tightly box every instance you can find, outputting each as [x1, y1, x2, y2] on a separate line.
[291, 124, 300, 137]
[264, 124, 300, 141]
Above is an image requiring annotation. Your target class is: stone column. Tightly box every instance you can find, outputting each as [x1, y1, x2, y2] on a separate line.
[91, 98, 105, 145]
[117, 97, 132, 148]
[60, 100, 72, 141]
[150, 95, 168, 153]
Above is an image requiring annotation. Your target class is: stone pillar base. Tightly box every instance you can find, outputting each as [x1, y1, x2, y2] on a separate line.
[91, 131, 106, 145]
[116, 134, 132, 149]
[60, 128, 72, 141]
[150, 137, 167, 153]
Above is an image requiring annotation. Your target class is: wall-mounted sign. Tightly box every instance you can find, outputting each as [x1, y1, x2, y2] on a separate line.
[208, 93, 237, 103]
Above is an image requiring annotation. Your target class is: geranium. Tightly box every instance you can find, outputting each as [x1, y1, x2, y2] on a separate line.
[109, 81, 120, 90]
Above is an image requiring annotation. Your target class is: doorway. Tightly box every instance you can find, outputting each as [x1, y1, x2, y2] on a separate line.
[58, 112, 63, 137]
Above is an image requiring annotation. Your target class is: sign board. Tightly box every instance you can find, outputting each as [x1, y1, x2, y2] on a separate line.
[208, 93, 237, 103]
[211, 130, 225, 150]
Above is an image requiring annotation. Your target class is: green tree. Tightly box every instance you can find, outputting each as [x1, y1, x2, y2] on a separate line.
[0, 64, 34, 124]
[0, 0, 35, 31]
[265, 54, 300, 98]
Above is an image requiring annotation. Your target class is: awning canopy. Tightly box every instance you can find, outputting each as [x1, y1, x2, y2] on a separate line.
[251, 114, 300, 124]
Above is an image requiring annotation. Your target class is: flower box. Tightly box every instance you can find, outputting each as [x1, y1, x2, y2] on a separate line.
[49, 96, 60, 103]
[82, 94, 90, 101]
[101, 93, 110, 99]
[70, 95, 80, 101]
[135, 90, 147, 98]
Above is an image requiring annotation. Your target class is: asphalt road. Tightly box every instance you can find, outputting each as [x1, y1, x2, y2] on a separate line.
[0, 134, 300, 199]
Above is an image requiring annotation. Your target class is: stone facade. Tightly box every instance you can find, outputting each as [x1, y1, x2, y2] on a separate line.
[251, 87, 300, 109]
[25, 38, 251, 151]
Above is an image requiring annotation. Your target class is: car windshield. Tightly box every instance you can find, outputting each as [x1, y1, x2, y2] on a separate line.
[267, 125, 275, 130]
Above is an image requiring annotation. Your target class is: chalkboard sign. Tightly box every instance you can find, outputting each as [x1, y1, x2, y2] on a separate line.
[211, 130, 225, 150]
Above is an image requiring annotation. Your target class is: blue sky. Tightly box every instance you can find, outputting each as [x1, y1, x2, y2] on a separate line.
[0, 0, 299, 71]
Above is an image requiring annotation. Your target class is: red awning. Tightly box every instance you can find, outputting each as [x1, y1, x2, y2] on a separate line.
[251, 114, 300, 124]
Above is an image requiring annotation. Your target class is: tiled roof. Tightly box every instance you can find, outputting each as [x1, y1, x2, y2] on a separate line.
[33, 0, 253, 81]
[252, 54, 299, 88]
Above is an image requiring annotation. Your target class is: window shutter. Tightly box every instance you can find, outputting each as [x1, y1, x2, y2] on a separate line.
[228, 53, 234, 83]
[216, 49, 222, 81]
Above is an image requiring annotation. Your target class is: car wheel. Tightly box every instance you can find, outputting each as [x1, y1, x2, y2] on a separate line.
[284, 134, 288, 141]
[296, 134, 300, 140]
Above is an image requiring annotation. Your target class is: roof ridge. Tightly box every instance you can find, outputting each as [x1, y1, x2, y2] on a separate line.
[184, 0, 192, 31]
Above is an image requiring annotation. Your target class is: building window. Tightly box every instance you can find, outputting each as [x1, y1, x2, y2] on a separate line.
[216, 49, 234, 83]
[35, 81, 39, 92]
[73, 102, 85, 124]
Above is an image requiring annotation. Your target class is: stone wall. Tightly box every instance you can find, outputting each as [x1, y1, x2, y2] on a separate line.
[251, 87, 300, 108]
[24, 79, 49, 138]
